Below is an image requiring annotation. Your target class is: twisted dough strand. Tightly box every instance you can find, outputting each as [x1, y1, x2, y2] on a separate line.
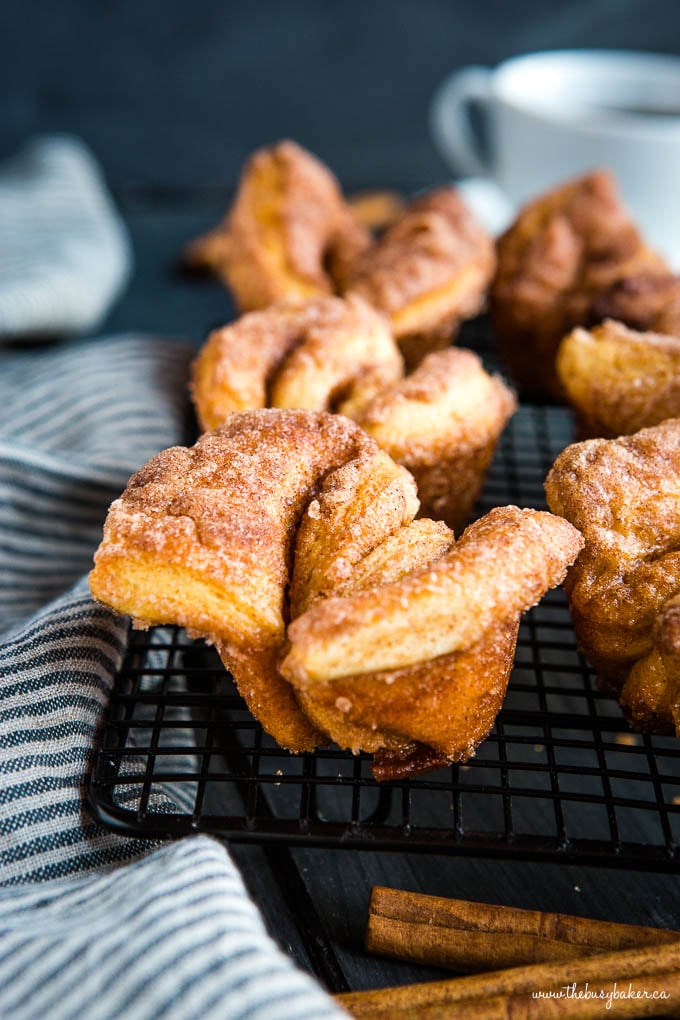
[282, 506, 583, 684]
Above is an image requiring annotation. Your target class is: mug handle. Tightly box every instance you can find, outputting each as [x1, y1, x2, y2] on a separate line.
[430, 66, 493, 177]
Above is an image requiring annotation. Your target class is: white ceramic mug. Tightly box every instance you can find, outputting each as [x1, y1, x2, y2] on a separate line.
[430, 50, 680, 265]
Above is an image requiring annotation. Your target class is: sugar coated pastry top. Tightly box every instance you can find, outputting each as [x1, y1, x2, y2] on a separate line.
[345, 186, 496, 365]
[185, 142, 495, 367]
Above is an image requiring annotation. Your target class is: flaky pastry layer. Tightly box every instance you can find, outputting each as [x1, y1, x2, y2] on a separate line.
[191, 294, 400, 433]
[91, 410, 373, 750]
[558, 319, 680, 438]
[545, 420, 680, 734]
[281, 506, 582, 683]
[352, 347, 517, 532]
[185, 140, 371, 311]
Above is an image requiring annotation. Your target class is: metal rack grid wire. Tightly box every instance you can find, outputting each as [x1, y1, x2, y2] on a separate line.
[89, 403, 680, 870]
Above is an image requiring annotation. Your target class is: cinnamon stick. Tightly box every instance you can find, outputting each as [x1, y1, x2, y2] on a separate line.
[366, 886, 680, 971]
[338, 939, 680, 1018]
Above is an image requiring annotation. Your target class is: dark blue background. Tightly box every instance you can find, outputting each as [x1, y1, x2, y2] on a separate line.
[3, 0, 680, 193]
[5, 0, 678, 343]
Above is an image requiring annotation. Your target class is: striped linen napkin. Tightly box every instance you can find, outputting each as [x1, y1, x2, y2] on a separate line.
[0, 142, 345, 1019]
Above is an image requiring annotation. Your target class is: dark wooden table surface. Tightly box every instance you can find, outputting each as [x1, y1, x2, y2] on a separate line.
[5, 0, 680, 1001]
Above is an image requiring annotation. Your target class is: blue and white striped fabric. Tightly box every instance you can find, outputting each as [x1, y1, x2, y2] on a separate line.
[0, 136, 131, 341]
[0, 335, 192, 635]
[0, 144, 345, 1018]
[0, 838, 344, 1020]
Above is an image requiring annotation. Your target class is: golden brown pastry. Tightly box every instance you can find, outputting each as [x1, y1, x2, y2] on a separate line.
[191, 297, 516, 532]
[90, 410, 378, 751]
[294, 621, 519, 781]
[285, 505, 583, 683]
[344, 186, 496, 367]
[191, 294, 401, 431]
[184, 140, 372, 311]
[91, 408, 582, 778]
[619, 595, 680, 735]
[545, 420, 680, 733]
[491, 170, 667, 399]
[184, 144, 494, 367]
[557, 319, 680, 438]
[591, 273, 680, 336]
[283, 503, 582, 777]
[351, 348, 517, 533]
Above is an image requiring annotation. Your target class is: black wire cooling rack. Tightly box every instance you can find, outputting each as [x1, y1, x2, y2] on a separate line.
[89, 403, 680, 871]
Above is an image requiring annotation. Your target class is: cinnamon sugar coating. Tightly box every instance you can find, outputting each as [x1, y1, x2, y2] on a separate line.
[352, 348, 517, 532]
[191, 294, 401, 432]
[289, 447, 420, 618]
[281, 503, 580, 776]
[545, 420, 680, 734]
[90, 409, 374, 751]
[345, 186, 496, 367]
[192, 298, 515, 532]
[185, 145, 495, 369]
[619, 595, 680, 734]
[282, 506, 582, 683]
[491, 170, 666, 399]
[296, 621, 517, 777]
[185, 140, 372, 311]
[557, 320, 680, 438]
[91, 409, 581, 777]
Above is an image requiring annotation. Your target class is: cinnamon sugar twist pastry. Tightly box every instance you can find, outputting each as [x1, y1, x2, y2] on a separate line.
[491, 170, 666, 400]
[557, 319, 680, 438]
[350, 347, 516, 533]
[191, 295, 516, 532]
[191, 294, 402, 427]
[344, 186, 496, 367]
[545, 420, 680, 735]
[185, 141, 494, 367]
[90, 408, 582, 779]
[185, 140, 371, 311]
